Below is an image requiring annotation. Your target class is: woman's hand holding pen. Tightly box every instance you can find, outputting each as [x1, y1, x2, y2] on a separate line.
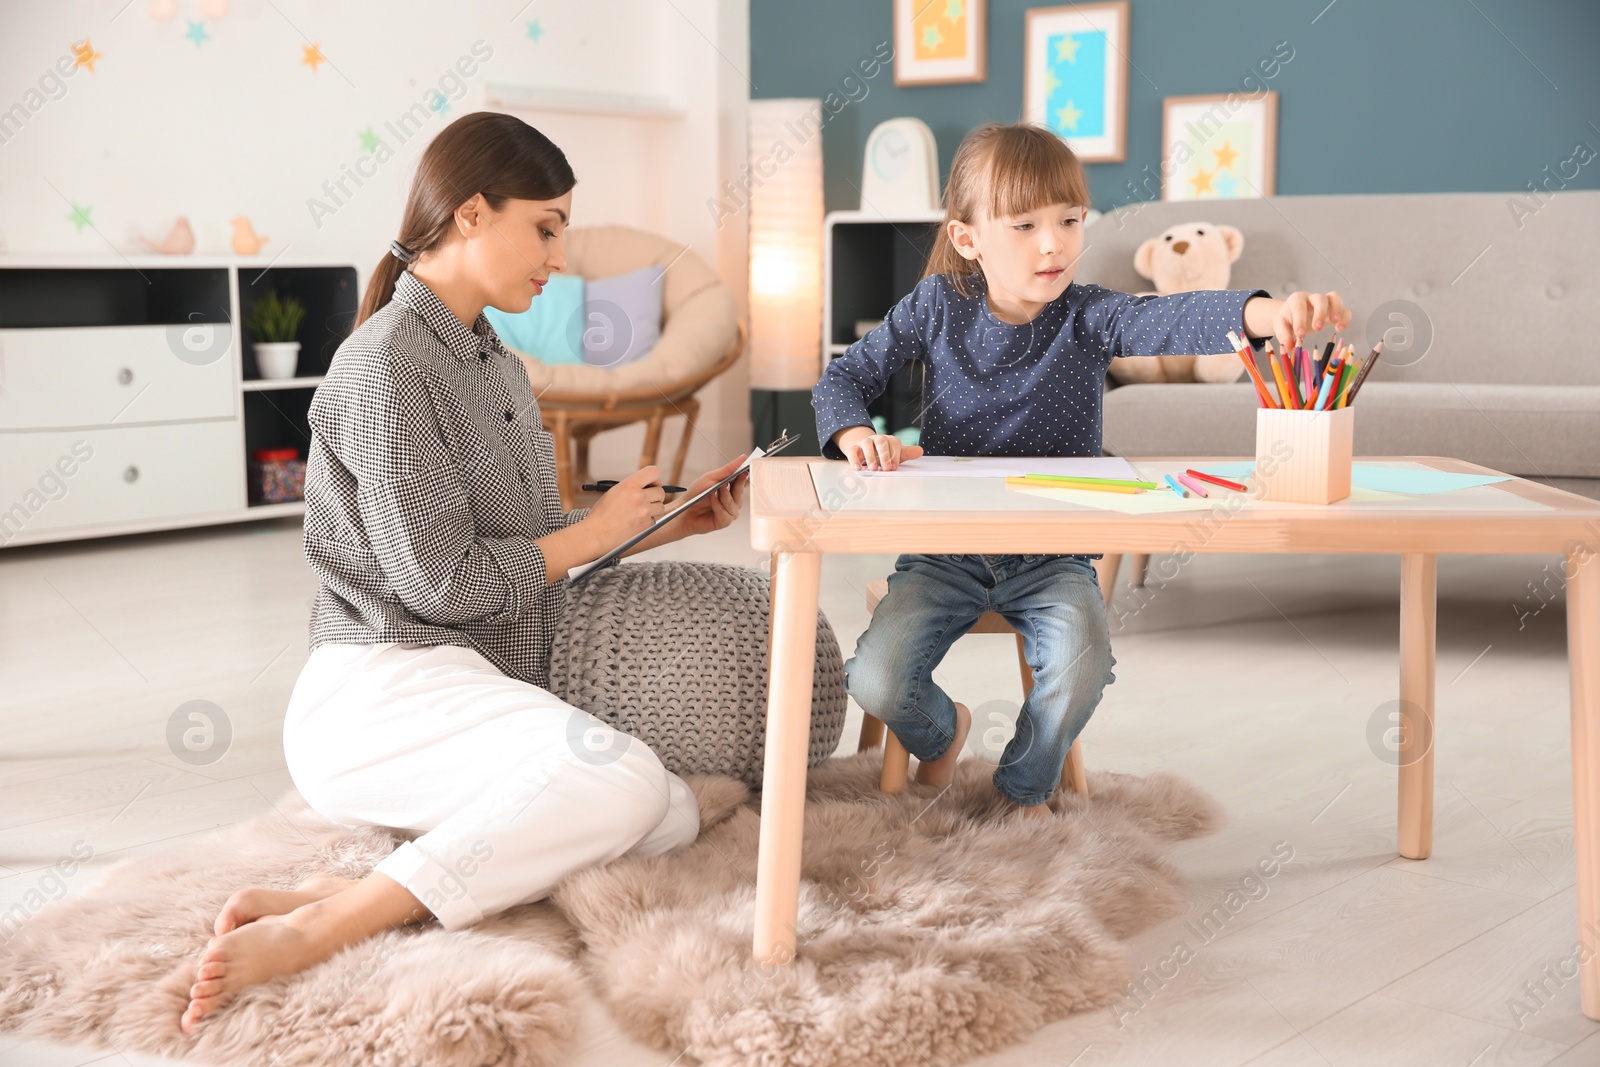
[582, 454, 742, 559]
[583, 464, 666, 545]
[835, 426, 925, 471]
[1244, 290, 1352, 352]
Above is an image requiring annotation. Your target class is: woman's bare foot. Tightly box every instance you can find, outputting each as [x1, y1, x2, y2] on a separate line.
[914, 701, 972, 788]
[181, 872, 431, 1033]
[182, 910, 332, 1033]
[214, 873, 354, 936]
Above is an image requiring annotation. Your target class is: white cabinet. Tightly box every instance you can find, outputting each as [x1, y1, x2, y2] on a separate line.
[0, 421, 244, 533]
[0, 257, 357, 548]
[0, 325, 237, 429]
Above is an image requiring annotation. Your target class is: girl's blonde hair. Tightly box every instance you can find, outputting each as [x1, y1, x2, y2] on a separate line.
[923, 122, 1091, 297]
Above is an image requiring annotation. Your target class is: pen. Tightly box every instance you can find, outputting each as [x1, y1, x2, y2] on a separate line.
[582, 480, 688, 493]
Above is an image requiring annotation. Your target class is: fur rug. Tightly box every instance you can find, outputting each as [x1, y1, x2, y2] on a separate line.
[0, 753, 1221, 1067]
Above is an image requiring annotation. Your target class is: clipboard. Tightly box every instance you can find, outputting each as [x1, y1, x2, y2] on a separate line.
[567, 430, 799, 583]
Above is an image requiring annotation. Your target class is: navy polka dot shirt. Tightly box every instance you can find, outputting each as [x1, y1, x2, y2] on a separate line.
[813, 272, 1270, 460]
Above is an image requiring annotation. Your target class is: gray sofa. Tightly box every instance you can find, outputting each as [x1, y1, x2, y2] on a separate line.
[1080, 191, 1599, 500]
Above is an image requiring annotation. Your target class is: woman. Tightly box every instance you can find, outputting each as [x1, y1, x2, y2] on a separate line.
[181, 111, 746, 1033]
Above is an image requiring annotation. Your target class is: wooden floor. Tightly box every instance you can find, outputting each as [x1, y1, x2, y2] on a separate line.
[3, 513, 1597, 1066]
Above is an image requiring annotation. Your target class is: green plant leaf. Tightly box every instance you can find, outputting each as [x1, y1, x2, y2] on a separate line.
[245, 289, 307, 344]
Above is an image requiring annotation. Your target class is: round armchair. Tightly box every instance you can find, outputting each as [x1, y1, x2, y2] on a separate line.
[510, 225, 744, 508]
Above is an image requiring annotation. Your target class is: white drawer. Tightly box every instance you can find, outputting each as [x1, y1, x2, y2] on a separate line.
[0, 324, 236, 430]
[0, 421, 244, 536]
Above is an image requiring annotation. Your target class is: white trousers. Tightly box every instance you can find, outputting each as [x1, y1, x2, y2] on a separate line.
[283, 641, 701, 930]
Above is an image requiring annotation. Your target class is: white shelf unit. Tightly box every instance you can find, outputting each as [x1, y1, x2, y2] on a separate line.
[0, 257, 357, 548]
[821, 210, 943, 437]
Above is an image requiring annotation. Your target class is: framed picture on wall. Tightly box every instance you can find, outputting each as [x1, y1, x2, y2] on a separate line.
[894, 0, 987, 86]
[1022, 2, 1129, 163]
[1161, 92, 1279, 201]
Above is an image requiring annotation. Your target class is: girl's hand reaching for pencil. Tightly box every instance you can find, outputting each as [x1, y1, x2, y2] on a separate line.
[835, 427, 925, 471]
[1245, 291, 1352, 352]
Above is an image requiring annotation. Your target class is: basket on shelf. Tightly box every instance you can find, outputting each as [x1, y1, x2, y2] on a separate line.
[248, 447, 305, 504]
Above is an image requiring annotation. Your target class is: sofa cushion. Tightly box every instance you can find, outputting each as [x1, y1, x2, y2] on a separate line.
[1103, 381, 1600, 480]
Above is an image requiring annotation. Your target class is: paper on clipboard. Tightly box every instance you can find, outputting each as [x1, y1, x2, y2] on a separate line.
[566, 432, 795, 583]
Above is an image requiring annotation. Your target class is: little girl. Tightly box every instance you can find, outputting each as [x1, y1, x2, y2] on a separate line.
[180, 111, 746, 1032]
[813, 122, 1349, 816]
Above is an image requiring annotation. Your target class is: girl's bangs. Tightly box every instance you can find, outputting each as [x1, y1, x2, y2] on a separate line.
[983, 139, 1090, 220]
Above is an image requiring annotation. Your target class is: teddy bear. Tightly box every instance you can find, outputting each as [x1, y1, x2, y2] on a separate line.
[1106, 221, 1247, 385]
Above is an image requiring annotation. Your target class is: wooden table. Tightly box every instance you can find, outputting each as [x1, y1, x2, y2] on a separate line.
[747, 456, 1600, 1018]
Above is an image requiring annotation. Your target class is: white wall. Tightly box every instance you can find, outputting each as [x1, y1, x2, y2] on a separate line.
[0, 0, 751, 478]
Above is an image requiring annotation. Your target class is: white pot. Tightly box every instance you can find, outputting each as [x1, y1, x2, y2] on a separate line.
[254, 341, 301, 379]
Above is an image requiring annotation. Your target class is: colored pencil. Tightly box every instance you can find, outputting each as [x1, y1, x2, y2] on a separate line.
[1184, 468, 1248, 492]
[1173, 472, 1209, 497]
[1337, 358, 1357, 407]
[1313, 354, 1343, 410]
[1163, 473, 1190, 497]
[1299, 346, 1313, 407]
[1240, 350, 1276, 408]
[1022, 473, 1159, 489]
[1264, 339, 1293, 409]
[1317, 340, 1335, 388]
[1346, 340, 1385, 402]
[1005, 476, 1142, 494]
[1270, 340, 1301, 408]
[1284, 352, 1303, 408]
[1230, 337, 1277, 409]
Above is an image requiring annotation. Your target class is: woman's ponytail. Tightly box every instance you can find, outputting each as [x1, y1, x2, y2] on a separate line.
[357, 248, 406, 328]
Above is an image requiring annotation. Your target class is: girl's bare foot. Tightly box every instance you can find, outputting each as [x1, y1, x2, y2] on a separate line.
[914, 701, 972, 788]
[213, 873, 354, 936]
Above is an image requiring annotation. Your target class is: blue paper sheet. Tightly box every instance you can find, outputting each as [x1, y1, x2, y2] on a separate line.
[1191, 462, 1512, 496]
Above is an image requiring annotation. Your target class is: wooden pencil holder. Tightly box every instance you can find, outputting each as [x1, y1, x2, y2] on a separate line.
[1254, 406, 1354, 504]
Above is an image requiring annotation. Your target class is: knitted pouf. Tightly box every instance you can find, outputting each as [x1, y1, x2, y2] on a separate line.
[550, 561, 848, 789]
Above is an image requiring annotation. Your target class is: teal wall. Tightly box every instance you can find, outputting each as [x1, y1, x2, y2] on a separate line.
[749, 0, 1600, 214]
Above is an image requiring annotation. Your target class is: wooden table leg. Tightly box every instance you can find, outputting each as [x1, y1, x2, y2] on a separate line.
[753, 550, 821, 967]
[1568, 548, 1600, 1019]
[1398, 553, 1437, 860]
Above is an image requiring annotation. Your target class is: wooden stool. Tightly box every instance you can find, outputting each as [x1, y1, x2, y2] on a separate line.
[856, 554, 1122, 798]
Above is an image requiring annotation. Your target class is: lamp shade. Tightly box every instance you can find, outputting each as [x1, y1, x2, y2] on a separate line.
[747, 99, 824, 391]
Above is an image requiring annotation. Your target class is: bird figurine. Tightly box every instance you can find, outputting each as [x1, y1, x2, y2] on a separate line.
[230, 216, 268, 256]
[138, 215, 195, 255]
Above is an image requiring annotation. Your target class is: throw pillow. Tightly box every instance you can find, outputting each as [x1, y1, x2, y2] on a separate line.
[483, 272, 585, 364]
[581, 266, 663, 368]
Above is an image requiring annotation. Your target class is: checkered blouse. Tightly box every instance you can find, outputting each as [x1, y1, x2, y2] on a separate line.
[303, 268, 605, 690]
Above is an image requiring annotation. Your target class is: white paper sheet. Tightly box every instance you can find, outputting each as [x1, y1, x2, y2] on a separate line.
[859, 455, 1143, 480]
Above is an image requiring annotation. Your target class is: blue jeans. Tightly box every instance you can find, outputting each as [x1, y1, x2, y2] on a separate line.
[845, 553, 1116, 807]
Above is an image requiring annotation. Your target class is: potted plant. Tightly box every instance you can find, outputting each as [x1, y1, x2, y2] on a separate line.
[245, 290, 307, 379]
